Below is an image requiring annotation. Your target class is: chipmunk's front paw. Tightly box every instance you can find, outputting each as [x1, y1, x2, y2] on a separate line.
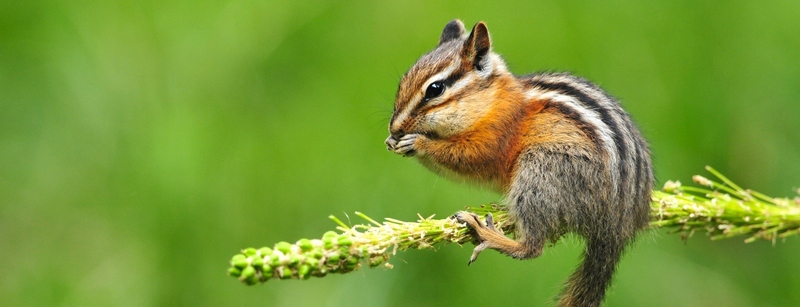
[385, 133, 422, 157]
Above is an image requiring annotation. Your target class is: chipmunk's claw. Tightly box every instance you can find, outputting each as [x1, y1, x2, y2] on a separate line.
[468, 242, 489, 265]
[455, 212, 502, 265]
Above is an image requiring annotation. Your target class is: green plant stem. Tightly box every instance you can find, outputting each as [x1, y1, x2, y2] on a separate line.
[228, 166, 800, 284]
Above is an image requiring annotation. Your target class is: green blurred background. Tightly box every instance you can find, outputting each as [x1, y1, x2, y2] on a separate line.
[2, 0, 799, 306]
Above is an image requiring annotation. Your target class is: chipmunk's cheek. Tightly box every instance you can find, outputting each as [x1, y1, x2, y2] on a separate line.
[431, 111, 474, 138]
[414, 115, 436, 135]
[414, 113, 442, 136]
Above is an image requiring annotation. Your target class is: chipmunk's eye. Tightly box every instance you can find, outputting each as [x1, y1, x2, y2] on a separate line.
[423, 81, 445, 102]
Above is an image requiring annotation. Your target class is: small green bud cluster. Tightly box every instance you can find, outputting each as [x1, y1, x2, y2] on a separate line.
[228, 231, 389, 284]
[227, 209, 511, 285]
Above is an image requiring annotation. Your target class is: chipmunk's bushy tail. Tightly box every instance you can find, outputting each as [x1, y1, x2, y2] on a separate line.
[557, 237, 624, 307]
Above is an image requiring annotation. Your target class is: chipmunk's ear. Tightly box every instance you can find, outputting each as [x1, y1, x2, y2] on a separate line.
[462, 21, 492, 71]
[438, 20, 465, 45]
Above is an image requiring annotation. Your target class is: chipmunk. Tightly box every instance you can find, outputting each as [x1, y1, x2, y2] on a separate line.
[385, 20, 653, 307]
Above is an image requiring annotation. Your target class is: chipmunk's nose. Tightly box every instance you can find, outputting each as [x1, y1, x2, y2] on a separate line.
[385, 127, 408, 148]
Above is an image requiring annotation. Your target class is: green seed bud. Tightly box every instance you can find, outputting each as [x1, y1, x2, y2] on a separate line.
[298, 264, 311, 280]
[289, 255, 300, 266]
[250, 255, 263, 269]
[345, 257, 359, 270]
[313, 269, 327, 277]
[306, 257, 319, 268]
[276, 241, 292, 254]
[280, 267, 293, 280]
[336, 235, 352, 246]
[322, 231, 338, 239]
[244, 274, 258, 285]
[262, 264, 274, 277]
[228, 266, 242, 277]
[243, 248, 258, 256]
[240, 265, 256, 284]
[271, 254, 281, 267]
[327, 252, 341, 265]
[322, 237, 334, 250]
[231, 254, 248, 269]
[368, 256, 384, 268]
[297, 239, 313, 251]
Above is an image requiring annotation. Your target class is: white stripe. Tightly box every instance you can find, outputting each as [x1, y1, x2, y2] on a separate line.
[525, 89, 620, 188]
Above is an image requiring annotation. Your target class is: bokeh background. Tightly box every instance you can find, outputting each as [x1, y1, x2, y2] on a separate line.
[2, 1, 799, 306]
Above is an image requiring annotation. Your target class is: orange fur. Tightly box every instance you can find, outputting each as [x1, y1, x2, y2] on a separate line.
[409, 75, 597, 192]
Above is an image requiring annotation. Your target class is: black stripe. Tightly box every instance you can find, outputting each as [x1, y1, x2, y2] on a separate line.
[526, 74, 629, 193]
[443, 71, 464, 87]
[548, 101, 602, 151]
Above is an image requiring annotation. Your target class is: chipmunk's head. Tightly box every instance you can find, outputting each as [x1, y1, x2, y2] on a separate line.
[387, 20, 510, 142]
